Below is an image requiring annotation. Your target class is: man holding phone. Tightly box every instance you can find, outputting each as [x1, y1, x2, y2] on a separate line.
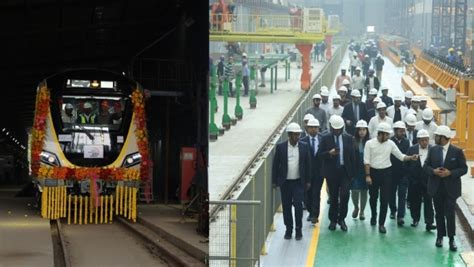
[364, 122, 419, 233]
[423, 126, 467, 251]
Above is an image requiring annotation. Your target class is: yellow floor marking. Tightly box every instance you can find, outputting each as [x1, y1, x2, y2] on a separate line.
[305, 180, 328, 267]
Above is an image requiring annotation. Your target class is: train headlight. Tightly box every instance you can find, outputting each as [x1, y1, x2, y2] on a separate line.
[122, 152, 141, 168]
[40, 151, 61, 167]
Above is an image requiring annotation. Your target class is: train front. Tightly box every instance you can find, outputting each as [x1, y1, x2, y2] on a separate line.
[30, 69, 150, 223]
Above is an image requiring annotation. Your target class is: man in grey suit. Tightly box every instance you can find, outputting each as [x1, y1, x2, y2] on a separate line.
[423, 126, 468, 251]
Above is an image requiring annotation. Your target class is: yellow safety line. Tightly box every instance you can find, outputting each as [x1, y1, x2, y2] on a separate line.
[305, 180, 328, 267]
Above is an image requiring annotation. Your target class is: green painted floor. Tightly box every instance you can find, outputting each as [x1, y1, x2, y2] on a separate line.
[314, 199, 465, 267]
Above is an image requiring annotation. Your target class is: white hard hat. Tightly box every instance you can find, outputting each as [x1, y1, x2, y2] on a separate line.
[404, 91, 414, 98]
[286, 122, 303, 133]
[353, 52, 358, 56]
[312, 93, 322, 99]
[381, 86, 389, 91]
[404, 113, 417, 126]
[369, 88, 378, 95]
[307, 118, 320, 127]
[65, 103, 74, 109]
[393, 121, 406, 129]
[393, 95, 403, 101]
[422, 108, 434, 120]
[355, 120, 368, 128]
[373, 96, 381, 103]
[434, 125, 453, 138]
[320, 89, 330, 97]
[84, 102, 92, 109]
[338, 86, 348, 92]
[412, 95, 420, 102]
[304, 113, 315, 121]
[417, 129, 430, 138]
[355, 67, 361, 71]
[351, 90, 361, 97]
[321, 86, 329, 91]
[242, 52, 247, 57]
[332, 95, 341, 100]
[377, 122, 393, 134]
[419, 95, 428, 101]
[342, 79, 351, 85]
[329, 115, 344, 129]
[376, 102, 387, 109]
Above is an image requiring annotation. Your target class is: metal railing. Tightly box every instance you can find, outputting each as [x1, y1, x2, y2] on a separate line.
[209, 42, 347, 266]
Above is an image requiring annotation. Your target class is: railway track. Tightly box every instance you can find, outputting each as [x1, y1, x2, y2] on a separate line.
[51, 218, 205, 267]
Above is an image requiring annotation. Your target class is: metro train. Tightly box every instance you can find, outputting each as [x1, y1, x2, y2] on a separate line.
[30, 69, 150, 224]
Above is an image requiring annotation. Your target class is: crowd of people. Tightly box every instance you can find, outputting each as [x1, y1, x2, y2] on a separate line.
[271, 46, 468, 253]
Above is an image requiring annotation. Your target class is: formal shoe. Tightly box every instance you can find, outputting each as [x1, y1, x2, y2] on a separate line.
[426, 224, 437, 231]
[359, 213, 365, 220]
[390, 212, 396, 219]
[449, 239, 457, 251]
[328, 222, 337, 231]
[352, 208, 359, 219]
[311, 217, 319, 224]
[295, 229, 303, 241]
[370, 217, 377, 226]
[435, 237, 443, 248]
[411, 221, 419, 227]
[379, 225, 387, 234]
[306, 215, 312, 222]
[397, 218, 405, 226]
[339, 221, 348, 232]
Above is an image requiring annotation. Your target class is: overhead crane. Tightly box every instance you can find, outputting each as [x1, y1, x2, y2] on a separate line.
[210, 5, 340, 91]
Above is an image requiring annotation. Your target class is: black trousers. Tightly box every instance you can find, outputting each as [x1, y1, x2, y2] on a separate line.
[389, 170, 408, 218]
[408, 182, 434, 224]
[305, 176, 324, 219]
[228, 80, 234, 96]
[433, 183, 456, 238]
[242, 76, 249, 95]
[280, 179, 304, 232]
[369, 167, 392, 226]
[327, 168, 350, 223]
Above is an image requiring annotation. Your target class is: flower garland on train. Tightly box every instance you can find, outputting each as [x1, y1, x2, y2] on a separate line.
[31, 86, 150, 182]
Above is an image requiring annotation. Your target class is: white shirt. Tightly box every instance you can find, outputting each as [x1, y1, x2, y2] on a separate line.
[368, 115, 393, 138]
[351, 75, 365, 90]
[386, 105, 408, 122]
[419, 146, 429, 167]
[287, 142, 300, 180]
[334, 134, 344, 165]
[442, 142, 450, 163]
[415, 121, 438, 145]
[326, 106, 344, 128]
[368, 77, 375, 90]
[406, 129, 416, 146]
[320, 102, 331, 114]
[309, 135, 319, 156]
[364, 138, 406, 169]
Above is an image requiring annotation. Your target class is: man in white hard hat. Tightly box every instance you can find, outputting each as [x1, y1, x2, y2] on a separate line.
[326, 95, 344, 129]
[351, 67, 365, 96]
[272, 122, 311, 240]
[342, 89, 367, 135]
[409, 95, 423, 121]
[388, 121, 411, 225]
[77, 102, 97, 124]
[320, 87, 331, 113]
[419, 95, 428, 111]
[335, 69, 351, 91]
[404, 91, 414, 109]
[365, 88, 378, 112]
[404, 113, 419, 146]
[387, 95, 408, 123]
[424, 125, 467, 251]
[380, 86, 394, 107]
[319, 115, 356, 232]
[415, 108, 438, 144]
[368, 102, 393, 138]
[364, 122, 419, 233]
[62, 103, 77, 123]
[300, 118, 323, 224]
[338, 86, 350, 106]
[364, 69, 380, 96]
[350, 53, 362, 75]
[406, 129, 436, 231]
[305, 94, 328, 132]
[301, 113, 315, 138]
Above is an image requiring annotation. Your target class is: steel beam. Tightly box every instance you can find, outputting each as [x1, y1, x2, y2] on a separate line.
[454, 0, 467, 52]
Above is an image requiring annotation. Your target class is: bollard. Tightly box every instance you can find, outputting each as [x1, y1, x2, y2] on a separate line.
[275, 63, 278, 91]
[209, 65, 219, 141]
[270, 66, 274, 94]
[234, 71, 243, 120]
[222, 79, 232, 130]
[285, 59, 288, 82]
[250, 66, 257, 109]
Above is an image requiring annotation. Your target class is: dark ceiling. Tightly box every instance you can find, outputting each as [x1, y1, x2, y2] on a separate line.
[0, 0, 208, 132]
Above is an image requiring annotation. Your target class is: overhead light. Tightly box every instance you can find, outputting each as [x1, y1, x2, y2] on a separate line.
[2, 128, 5, 132]
[91, 80, 100, 88]
[6, 132, 9, 135]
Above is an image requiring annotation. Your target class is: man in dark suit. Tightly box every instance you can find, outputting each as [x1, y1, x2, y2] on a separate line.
[300, 118, 323, 224]
[272, 122, 311, 240]
[423, 126, 468, 251]
[406, 129, 436, 231]
[319, 115, 355, 231]
[342, 90, 368, 135]
[364, 69, 380, 96]
[389, 121, 411, 225]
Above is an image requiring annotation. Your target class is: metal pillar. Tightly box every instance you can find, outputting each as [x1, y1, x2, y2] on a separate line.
[454, 0, 467, 52]
[432, 0, 442, 46]
[441, 0, 453, 49]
